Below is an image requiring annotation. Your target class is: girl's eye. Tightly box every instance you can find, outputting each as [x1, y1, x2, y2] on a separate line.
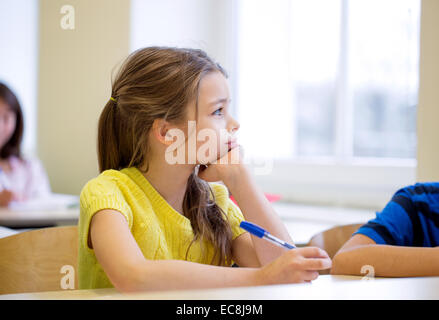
[213, 108, 223, 116]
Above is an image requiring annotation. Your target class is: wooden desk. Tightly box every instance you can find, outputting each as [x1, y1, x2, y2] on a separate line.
[1, 275, 439, 300]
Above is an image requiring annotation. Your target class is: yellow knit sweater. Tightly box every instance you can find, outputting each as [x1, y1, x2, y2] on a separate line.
[78, 167, 246, 289]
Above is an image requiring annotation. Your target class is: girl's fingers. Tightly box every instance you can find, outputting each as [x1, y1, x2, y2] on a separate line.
[300, 270, 320, 282]
[301, 257, 332, 271]
[297, 247, 330, 259]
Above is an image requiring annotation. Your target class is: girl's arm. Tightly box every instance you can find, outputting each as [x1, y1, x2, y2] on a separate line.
[231, 232, 262, 267]
[90, 209, 331, 293]
[0, 190, 14, 207]
[223, 164, 294, 266]
[198, 146, 296, 266]
[331, 234, 439, 277]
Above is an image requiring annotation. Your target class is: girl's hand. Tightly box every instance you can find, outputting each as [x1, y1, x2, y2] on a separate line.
[255, 247, 332, 285]
[0, 189, 15, 207]
[197, 144, 245, 184]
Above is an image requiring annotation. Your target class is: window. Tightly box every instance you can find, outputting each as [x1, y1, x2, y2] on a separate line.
[236, 0, 420, 208]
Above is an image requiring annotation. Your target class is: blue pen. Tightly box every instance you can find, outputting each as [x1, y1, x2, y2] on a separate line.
[240, 221, 296, 250]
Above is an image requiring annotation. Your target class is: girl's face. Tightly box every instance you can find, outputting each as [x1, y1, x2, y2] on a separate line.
[0, 99, 16, 151]
[187, 71, 240, 165]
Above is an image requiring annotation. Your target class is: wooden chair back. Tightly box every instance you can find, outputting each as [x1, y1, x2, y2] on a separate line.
[0, 226, 78, 294]
[307, 223, 363, 274]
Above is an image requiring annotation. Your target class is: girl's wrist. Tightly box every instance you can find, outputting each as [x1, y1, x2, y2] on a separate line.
[245, 267, 265, 287]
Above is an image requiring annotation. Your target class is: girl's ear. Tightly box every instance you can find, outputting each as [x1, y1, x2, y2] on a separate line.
[152, 118, 174, 146]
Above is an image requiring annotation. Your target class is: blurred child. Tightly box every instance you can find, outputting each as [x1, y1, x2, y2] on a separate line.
[0, 82, 51, 207]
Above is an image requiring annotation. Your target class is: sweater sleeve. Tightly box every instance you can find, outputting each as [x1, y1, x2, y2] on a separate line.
[79, 175, 133, 250]
[227, 198, 247, 240]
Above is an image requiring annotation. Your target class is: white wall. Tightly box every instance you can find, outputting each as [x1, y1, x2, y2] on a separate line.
[0, 0, 38, 156]
[37, 0, 235, 195]
[38, 0, 130, 195]
[130, 0, 238, 118]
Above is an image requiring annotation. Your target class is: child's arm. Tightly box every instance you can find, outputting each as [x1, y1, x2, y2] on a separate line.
[332, 183, 439, 277]
[0, 190, 14, 206]
[90, 209, 331, 293]
[222, 164, 294, 265]
[198, 147, 295, 266]
[331, 234, 439, 277]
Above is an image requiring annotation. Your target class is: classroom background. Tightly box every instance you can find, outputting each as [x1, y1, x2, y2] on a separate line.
[0, 0, 438, 246]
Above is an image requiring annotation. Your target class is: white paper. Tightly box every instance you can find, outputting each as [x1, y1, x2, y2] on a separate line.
[8, 193, 79, 211]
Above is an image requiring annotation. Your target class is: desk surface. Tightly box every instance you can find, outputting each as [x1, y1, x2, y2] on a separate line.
[1, 275, 439, 300]
[0, 207, 79, 228]
[0, 194, 79, 228]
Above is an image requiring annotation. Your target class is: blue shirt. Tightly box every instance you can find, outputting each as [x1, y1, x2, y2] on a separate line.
[354, 182, 439, 247]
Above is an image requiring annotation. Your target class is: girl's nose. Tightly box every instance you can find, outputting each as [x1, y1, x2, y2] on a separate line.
[228, 117, 240, 135]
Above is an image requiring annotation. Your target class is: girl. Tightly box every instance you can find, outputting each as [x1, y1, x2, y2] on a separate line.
[78, 47, 331, 292]
[0, 83, 51, 206]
